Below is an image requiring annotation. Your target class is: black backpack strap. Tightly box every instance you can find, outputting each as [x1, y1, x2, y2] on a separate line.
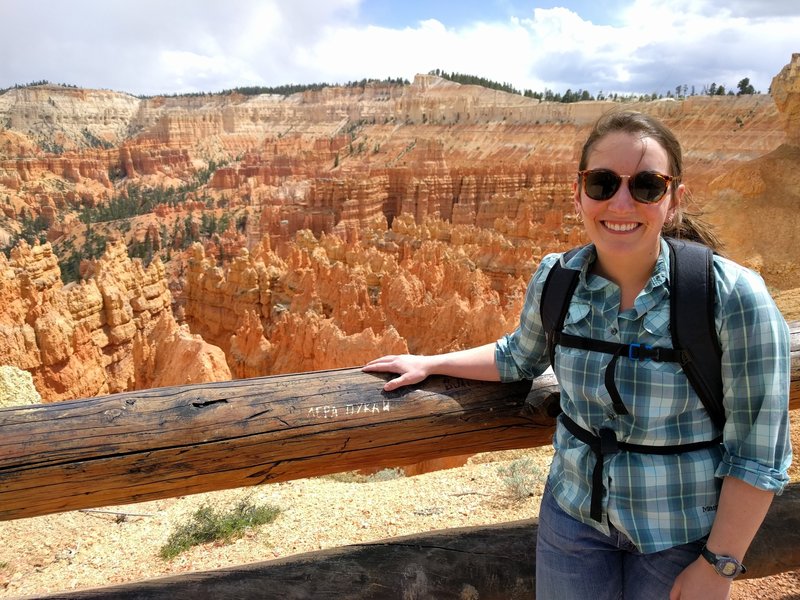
[665, 237, 725, 430]
[540, 247, 583, 367]
[562, 414, 723, 522]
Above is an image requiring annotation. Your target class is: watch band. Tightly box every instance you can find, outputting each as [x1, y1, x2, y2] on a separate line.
[701, 545, 747, 579]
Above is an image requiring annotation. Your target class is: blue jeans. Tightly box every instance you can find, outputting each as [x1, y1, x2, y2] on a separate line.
[535, 484, 706, 600]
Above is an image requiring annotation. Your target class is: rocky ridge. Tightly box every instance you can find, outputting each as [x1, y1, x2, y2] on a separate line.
[0, 55, 797, 401]
[705, 53, 800, 284]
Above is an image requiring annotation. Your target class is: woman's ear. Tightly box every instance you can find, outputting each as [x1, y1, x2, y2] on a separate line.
[668, 182, 685, 220]
[572, 179, 582, 215]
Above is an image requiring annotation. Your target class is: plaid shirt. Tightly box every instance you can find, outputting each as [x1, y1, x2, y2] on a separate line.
[495, 238, 792, 553]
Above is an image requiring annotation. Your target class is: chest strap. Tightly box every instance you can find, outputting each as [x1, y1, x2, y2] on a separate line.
[554, 331, 686, 363]
[560, 414, 723, 522]
[554, 331, 690, 417]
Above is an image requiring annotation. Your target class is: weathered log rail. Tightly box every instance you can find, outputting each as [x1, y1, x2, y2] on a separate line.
[3, 324, 798, 521]
[0, 371, 559, 521]
[2, 322, 799, 598]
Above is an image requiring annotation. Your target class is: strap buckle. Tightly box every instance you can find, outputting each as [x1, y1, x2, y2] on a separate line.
[598, 428, 619, 455]
[628, 343, 659, 361]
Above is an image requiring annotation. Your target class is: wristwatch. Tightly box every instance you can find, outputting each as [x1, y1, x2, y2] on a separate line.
[700, 545, 747, 579]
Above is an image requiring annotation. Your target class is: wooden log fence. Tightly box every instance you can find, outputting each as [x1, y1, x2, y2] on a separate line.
[1, 322, 798, 598]
[0, 371, 557, 521]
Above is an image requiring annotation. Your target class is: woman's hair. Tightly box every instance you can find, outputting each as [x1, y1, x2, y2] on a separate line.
[579, 110, 723, 252]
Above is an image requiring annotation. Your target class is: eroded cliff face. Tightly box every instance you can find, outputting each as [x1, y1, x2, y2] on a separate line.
[0, 239, 229, 401]
[0, 75, 785, 225]
[704, 53, 800, 288]
[182, 217, 537, 378]
[0, 56, 798, 401]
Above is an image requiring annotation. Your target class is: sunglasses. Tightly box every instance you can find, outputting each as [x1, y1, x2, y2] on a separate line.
[578, 169, 675, 204]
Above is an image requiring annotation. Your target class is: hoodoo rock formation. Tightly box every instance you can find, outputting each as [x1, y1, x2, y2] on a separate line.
[0, 55, 798, 402]
[0, 239, 229, 401]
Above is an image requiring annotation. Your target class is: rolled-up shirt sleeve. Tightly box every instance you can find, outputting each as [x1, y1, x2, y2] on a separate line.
[495, 253, 559, 382]
[714, 257, 792, 493]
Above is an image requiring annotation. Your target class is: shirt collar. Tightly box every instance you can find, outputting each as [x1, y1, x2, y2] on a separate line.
[649, 237, 670, 289]
[560, 238, 672, 293]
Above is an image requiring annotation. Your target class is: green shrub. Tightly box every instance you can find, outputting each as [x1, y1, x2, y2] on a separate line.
[159, 499, 280, 560]
[497, 457, 543, 501]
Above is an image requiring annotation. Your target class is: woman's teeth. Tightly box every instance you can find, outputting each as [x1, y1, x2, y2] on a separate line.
[604, 222, 639, 232]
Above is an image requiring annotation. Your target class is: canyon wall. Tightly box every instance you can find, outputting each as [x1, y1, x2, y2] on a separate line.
[0, 55, 798, 401]
[704, 53, 800, 285]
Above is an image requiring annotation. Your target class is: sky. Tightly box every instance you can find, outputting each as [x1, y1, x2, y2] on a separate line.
[1, 0, 797, 98]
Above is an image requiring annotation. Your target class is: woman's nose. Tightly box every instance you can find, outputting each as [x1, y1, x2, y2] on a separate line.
[607, 176, 636, 211]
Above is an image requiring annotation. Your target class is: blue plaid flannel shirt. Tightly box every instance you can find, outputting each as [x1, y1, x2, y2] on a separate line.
[495, 238, 792, 553]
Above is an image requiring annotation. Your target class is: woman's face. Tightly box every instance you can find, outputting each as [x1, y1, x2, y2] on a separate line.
[573, 131, 683, 269]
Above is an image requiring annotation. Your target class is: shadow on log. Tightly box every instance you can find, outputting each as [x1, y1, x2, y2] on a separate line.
[30, 483, 800, 599]
[33, 520, 537, 600]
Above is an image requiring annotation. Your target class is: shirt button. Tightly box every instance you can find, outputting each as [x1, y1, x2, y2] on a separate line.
[607, 413, 616, 421]
[609, 327, 618, 335]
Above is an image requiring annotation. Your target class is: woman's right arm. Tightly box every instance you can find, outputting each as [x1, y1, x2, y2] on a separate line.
[362, 342, 500, 392]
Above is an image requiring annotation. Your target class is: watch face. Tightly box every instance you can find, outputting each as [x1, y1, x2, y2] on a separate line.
[719, 559, 739, 577]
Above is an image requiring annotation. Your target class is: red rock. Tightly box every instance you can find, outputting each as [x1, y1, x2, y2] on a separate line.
[0, 57, 798, 409]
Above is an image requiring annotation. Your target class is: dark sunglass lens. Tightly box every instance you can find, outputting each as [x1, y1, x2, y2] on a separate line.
[584, 170, 620, 200]
[631, 172, 668, 203]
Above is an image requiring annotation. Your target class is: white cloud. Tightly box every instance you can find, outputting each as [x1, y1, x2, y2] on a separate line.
[0, 0, 796, 96]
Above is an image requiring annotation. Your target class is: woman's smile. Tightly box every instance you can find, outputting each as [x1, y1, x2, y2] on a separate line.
[602, 221, 641, 233]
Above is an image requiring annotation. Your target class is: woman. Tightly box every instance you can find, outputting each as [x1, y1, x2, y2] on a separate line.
[362, 110, 791, 599]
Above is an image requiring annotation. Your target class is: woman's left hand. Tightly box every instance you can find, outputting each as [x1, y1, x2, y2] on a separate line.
[670, 558, 733, 600]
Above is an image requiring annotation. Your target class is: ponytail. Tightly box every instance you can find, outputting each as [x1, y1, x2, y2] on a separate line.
[662, 201, 724, 253]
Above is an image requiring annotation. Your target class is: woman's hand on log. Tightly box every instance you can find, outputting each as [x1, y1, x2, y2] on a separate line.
[363, 343, 501, 392]
[362, 354, 432, 391]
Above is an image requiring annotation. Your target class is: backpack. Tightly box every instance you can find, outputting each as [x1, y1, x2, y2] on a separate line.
[539, 237, 725, 430]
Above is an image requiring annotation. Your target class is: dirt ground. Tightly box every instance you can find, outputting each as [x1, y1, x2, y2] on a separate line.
[1, 418, 799, 599]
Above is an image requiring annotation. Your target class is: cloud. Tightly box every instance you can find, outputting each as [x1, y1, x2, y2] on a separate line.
[510, 1, 797, 94]
[612, 0, 798, 93]
[0, 0, 796, 96]
[0, 0, 360, 95]
[696, 0, 800, 17]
